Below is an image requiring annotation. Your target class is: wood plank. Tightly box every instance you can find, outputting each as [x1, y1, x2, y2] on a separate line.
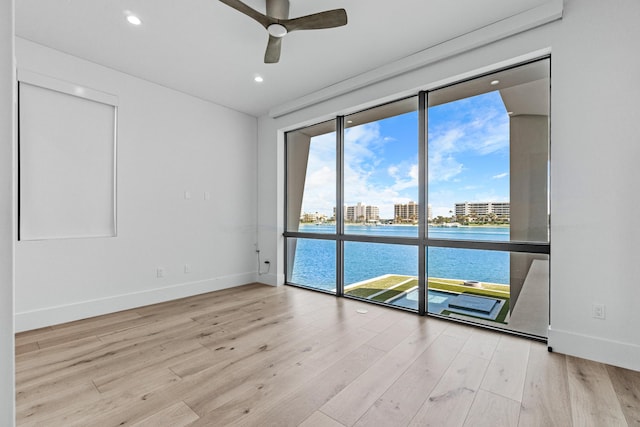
[606, 364, 640, 426]
[36, 310, 144, 350]
[130, 401, 199, 427]
[14, 326, 53, 347]
[15, 341, 39, 356]
[480, 335, 530, 402]
[16, 380, 101, 425]
[16, 336, 105, 379]
[91, 341, 209, 392]
[182, 326, 380, 425]
[441, 322, 476, 341]
[94, 366, 182, 395]
[301, 411, 346, 427]
[17, 318, 199, 387]
[16, 335, 102, 369]
[354, 333, 465, 427]
[519, 343, 572, 426]
[567, 356, 627, 427]
[228, 343, 385, 426]
[320, 325, 444, 426]
[364, 314, 427, 352]
[463, 389, 520, 427]
[460, 328, 500, 360]
[408, 352, 491, 427]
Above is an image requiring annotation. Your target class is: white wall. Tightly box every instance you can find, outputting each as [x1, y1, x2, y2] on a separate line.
[15, 39, 259, 331]
[0, 0, 15, 424]
[257, 0, 640, 370]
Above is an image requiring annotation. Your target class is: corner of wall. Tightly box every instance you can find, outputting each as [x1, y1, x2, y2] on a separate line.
[548, 327, 640, 372]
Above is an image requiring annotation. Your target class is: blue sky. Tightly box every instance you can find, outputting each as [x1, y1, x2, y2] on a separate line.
[301, 90, 510, 219]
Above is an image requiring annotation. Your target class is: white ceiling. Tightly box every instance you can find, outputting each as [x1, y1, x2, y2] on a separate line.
[16, 0, 551, 117]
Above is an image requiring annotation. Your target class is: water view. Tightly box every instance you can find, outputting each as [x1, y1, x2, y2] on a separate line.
[289, 224, 510, 290]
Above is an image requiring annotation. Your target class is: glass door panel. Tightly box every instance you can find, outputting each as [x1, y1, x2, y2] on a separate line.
[426, 58, 550, 337]
[286, 238, 336, 294]
[286, 120, 337, 234]
[427, 248, 549, 337]
[343, 97, 419, 237]
[344, 242, 418, 311]
[427, 59, 550, 243]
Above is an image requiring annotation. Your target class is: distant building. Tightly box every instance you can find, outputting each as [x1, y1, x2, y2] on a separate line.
[345, 202, 379, 223]
[365, 205, 379, 222]
[394, 201, 419, 222]
[490, 202, 510, 217]
[455, 202, 510, 219]
[300, 212, 327, 223]
[344, 202, 380, 222]
[427, 204, 433, 221]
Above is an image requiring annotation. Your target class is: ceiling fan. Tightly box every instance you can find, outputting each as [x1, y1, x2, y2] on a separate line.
[219, 0, 348, 63]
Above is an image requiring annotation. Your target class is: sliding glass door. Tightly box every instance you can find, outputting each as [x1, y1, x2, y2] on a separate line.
[285, 120, 337, 293]
[284, 57, 550, 338]
[341, 98, 421, 309]
[426, 59, 550, 337]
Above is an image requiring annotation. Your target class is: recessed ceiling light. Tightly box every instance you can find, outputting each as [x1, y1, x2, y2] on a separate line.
[254, 76, 264, 83]
[490, 80, 500, 86]
[507, 111, 514, 115]
[346, 120, 353, 124]
[126, 15, 142, 25]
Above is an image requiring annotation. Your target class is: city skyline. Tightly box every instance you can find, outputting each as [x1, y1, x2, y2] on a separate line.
[301, 200, 510, 222]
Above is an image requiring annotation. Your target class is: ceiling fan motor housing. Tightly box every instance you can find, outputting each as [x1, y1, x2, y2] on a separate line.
[267, 23, 287, 37]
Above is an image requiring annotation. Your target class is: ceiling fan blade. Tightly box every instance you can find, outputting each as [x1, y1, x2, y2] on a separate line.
[218, 0, 271, 28]
[282, 9, 347, 32]
[264, 35, 282, 63]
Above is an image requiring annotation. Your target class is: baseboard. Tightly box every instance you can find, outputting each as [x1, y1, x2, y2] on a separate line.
[548, 327, 640, 372]
[15, 272, 256, 332]
[256, 272, 279, 286]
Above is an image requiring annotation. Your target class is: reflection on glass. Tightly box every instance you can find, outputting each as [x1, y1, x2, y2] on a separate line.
[344, 242, 418, 311]
[287, 238, 336, 293]
[427, 247, 549, 337]
[286, 120, 336, 234]
[427, 59, 550, 243]
[344, 98, 419, 237]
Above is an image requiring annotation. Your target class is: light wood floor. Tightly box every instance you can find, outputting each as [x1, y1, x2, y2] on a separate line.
[15, 283, 640, 426]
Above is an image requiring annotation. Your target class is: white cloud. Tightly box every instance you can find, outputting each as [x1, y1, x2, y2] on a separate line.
[299, 122, 415, 218]
[427, 128, 465, 183]
[342, 123, 419, 218]
[297, 93, 509, 219]
[389, 163, 418, 192]
[427, 103, 509, 184]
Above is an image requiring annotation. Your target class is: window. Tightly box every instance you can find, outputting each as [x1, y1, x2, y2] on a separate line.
[285, 58, 550, 338]
[343, 98, 418, 236]
[426, 59, 550, 337]
[286, 120, 336, 292]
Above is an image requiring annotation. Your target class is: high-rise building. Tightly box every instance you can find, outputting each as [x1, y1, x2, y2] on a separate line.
[345, 202, 379, 223]
[394, 201, 419, 222]
[365, 205, 379, 222]
[455, 202, 510, 219]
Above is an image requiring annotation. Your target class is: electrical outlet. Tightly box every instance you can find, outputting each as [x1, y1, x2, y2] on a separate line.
[156, 267, 165, 278]
[184, 190, 192, 200]
[592, 303, 605, 319]
[184, 264, 191, 274]
[204, 191, 210, 200]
